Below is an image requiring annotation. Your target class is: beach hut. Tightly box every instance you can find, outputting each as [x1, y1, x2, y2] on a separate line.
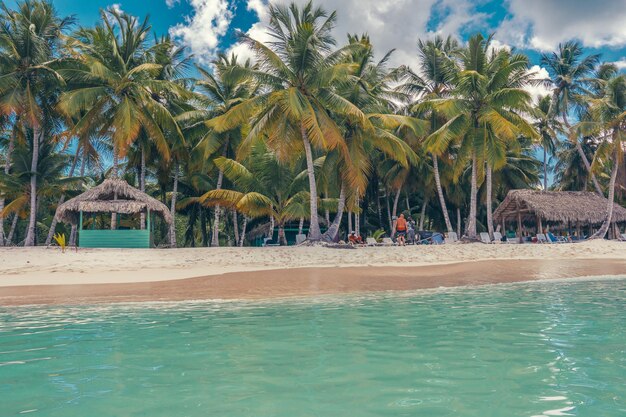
[493, 190, 626, 241]
[55, 179, 172, 248]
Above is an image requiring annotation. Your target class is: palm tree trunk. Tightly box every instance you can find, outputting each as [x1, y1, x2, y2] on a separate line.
[211, 142, 229, 247]
[543, 147, 548, 190]
[464, 151, 478, 240]
[347, 211, 352, 233]
[432, 153, 453, 233]
[232, 210, 239, 244]
[591, 145, 619, 239]
[0, 131, 15, 246]
[200, 206, 209, 246]
[169, 161, 179, 248]
[456, 207, 462, 237]
[322, 184, 346, 242]
[45, 148, 81, 246]
[405, 194, 411, 215]
[140, 144, 146, 229]
[561, 109, 603, 195]
[111, 149, 119, 230]
[386, 191, 393, 233]
[239, 216, 248, 247]
[419, 196, 428, 230]
[24, 127, 41, 246]
[298, 216, 304, 235]
[7, 213, 18, 245]
[268, 215, 275, 240]
[301, 125, 322, 241]
[485, 164, 494, 239]
[392, 187, 401, 218]
[70, 150, 88, 247]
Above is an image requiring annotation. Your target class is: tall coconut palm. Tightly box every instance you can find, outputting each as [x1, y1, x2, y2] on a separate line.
[407, 35, 460, 234]
[187, 53, 257, 246]
[59, 8, 186, 183]
[0, 0, 73, 245]
[541, 41, 603, 194]
[578, 68, 626, 238]
[425, 34, 536, 240]
[207, 1, 369, 242]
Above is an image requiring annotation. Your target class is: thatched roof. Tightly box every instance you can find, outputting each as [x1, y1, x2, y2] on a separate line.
[55, 179, 172, 225]
[493, 189, 626, 224]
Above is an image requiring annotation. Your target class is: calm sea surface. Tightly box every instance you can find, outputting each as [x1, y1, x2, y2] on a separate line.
[1, 277, 625, 416]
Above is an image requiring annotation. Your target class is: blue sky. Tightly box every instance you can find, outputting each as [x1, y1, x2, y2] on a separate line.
[8, 0, 626, 76]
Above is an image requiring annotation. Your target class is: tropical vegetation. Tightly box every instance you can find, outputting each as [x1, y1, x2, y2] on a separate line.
[0, 0, 624, 247]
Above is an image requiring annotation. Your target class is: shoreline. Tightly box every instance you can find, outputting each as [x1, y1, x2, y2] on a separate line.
[1, 258, 625, 306]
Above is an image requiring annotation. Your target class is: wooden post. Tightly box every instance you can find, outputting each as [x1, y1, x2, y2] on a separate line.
[537, 216, 543, 234]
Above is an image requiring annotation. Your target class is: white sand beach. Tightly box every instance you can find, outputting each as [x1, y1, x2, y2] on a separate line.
[0, 240, 624, 287]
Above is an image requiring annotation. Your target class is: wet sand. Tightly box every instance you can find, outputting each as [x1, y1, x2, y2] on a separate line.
[1, 258, 625, 306]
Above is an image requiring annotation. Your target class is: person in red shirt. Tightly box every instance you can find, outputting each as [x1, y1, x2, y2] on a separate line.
[394, 214, 408, 246]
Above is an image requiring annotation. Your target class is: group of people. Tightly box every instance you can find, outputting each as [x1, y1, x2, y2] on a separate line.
[347, 213, 417, 246]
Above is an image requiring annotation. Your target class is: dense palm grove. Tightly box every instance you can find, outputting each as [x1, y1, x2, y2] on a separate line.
[0, 1, 624, 247]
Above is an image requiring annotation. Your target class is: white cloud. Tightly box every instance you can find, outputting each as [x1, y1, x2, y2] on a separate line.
[226, 0, 487, 71]
[496, 0, 626, 51]
[525, 65, 553, 103]
[169, 0, 234, 63]
[166, 0, 180, 8]
[226, 0, 272, 63]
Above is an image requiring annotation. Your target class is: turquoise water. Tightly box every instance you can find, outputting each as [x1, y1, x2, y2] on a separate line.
[1, 278, 625, 417]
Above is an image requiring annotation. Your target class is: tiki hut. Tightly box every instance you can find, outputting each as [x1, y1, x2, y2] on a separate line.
[55, 179, 172, 248]
[493, 189, 626, 241]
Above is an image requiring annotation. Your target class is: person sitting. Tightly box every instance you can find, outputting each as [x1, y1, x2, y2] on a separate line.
[407, 220, 416, 244]
[348, 231, 359, 245]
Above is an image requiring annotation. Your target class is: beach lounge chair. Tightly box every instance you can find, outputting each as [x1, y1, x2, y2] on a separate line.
[381, 237, 396, 246]
[295, 234, 307, 245]
[366, 237, 378, 246]
[621, 233, 626, 241]
[536, 233, 549, 244]
[547, 232, 567, 243]
[480, 232, 492, 244]
[445, 232, 459, 243]
[493, 231, 503, 243]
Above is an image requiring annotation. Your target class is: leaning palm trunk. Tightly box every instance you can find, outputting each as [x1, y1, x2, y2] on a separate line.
[301, 125, 322, 241]
[464, 152, 478, 240]
[24, 128, 41, 246]
[7, 213, 18, 245]
[169, 162, 179, 248]
[485, 164, 495, 239]
[322, 184, 346, 242]
[432, 153, 453, 233]
[0, 133, 15, 246]
[559, 107, 603, 195]
[392, 188, 401, 218]
[590, 145, 619, 239]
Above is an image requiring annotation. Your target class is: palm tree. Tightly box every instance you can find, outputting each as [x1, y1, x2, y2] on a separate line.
[408, 35, 460, 234]
[578, 67, 625, 238]
[201, 142, 309, 245]
[0, 0, 73, 246]
[188, 53, 257, 246]
[426, 34, 536, 240]
[541, 41, 603, 194]
[532, 95, 562, 190]
[208, 1, 369, 242]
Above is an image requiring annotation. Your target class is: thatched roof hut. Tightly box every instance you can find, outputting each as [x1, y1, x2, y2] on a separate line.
[493, 189, 626, 225]
[56, 178, 172, 225]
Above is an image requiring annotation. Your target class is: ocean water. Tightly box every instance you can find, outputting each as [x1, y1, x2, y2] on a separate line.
[1, 278, 625, 417]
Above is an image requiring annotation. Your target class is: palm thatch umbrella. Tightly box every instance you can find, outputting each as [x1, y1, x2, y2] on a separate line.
[56, 178, 172, 226]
